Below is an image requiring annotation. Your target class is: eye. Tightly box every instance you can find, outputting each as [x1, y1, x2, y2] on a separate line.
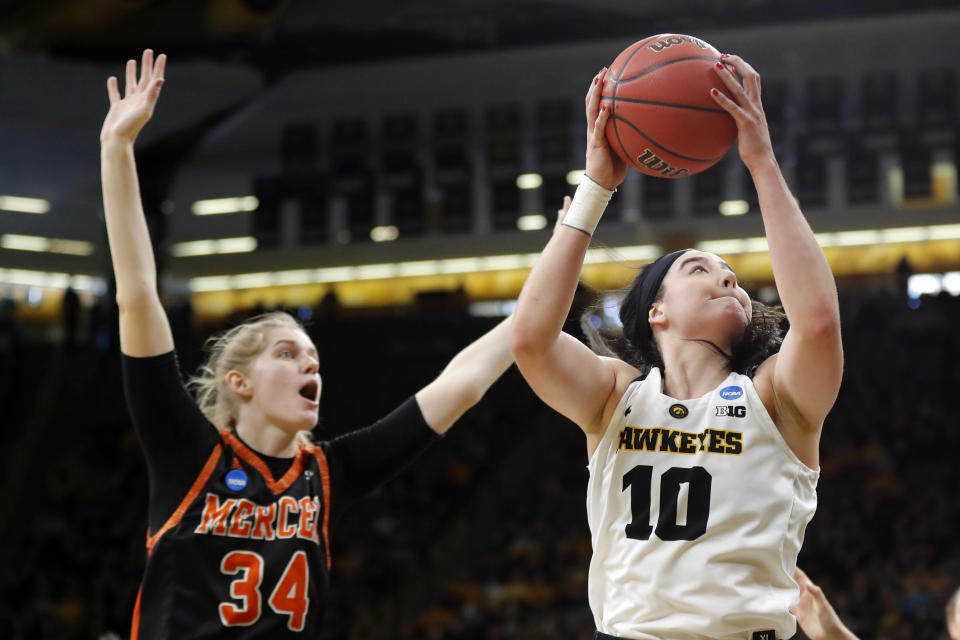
[692, 265, 707, 273]
[278, 350, 294, 359]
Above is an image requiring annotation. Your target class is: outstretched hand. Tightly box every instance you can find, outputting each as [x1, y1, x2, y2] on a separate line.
[792, 567, 860, 640]
[100, 49, 166, 146]
[709, 54, 775, 173]
[585, 67, 627, 191]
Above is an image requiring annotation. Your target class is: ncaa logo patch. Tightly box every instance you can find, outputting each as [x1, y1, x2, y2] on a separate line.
[225, 469, 248, 492]
[668, 403, 689, 419]
[719, 385, 743, 400]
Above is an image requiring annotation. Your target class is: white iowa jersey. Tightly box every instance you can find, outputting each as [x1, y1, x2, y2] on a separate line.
[586, 368, 818, 640]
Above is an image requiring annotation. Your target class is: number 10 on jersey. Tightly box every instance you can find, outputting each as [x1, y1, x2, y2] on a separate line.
[622, 465, 712, 541]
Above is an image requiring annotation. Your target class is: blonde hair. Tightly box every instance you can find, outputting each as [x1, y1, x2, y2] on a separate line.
[188, 311, 311, 437]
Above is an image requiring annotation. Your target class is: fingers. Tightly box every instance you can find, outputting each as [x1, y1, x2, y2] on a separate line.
[124, 59, 137, 98]
[145, 77, 165, 106]
[714, 61, 746, 103]
[585, 67, 607, 130]
[807, 582, 826, 601]
[554, 195, 572, 231]
[592, 102, 612, 146]
[117, 51, 165, 103]
[717, 53, 761, 100]
[139, 49, 153, 90]
[720, 53, 759, 81]
[794, 567, 826, 603]
[154, 53, 166, 82]
[709, 86, 745, 122]
[106, 76, 120, 105]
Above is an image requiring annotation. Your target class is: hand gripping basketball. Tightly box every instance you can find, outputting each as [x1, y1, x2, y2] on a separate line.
[709, 54, 775, 173]
[585, 67, 628, 192]
[601, 34, 738, 178]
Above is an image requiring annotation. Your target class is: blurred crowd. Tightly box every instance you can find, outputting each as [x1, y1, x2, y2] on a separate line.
[0, 286, 957, 639]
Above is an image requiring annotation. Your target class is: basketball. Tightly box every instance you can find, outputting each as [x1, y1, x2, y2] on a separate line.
[602, 34, 738, 178]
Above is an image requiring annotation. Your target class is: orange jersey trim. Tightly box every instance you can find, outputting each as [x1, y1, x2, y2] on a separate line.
[221, 431, 306, 495]
[129, 585, 143, 640]
[309, 445, 333, 569]
[145, 444, 224, 554]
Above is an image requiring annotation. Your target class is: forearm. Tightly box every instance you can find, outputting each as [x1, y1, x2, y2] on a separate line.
[415, 316, 515, 434]
[512, 227, 591, 354]
[100, 140, 160, 306]
[752, 158, 839, 331]
[330, 397, 439, 504]
[442, 315, 514, 398]
[834, 624, 860, 640]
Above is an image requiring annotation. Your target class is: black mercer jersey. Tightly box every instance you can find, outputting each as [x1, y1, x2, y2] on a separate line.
[132, 432, 333, 639]
[122, 351, 440, 640]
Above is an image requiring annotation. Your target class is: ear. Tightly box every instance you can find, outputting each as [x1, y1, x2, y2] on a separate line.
[648, 300, 667, 331]
[226, 370, 253, 400]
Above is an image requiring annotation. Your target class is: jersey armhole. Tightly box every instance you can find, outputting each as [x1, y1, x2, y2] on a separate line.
[588, 378, 644, 468]
[145, 444, 224, 554]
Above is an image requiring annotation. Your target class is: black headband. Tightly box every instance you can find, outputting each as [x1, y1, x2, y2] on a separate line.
[633, 248, 692, 353]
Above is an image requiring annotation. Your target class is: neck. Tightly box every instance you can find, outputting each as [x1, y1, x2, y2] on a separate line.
[657, 335, 732, 400]
[234, 414, 301, 458]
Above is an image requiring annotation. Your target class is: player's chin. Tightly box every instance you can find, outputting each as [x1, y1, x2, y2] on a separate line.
[710, 309, 748, 343]
[284, 408, 319, 431]
[707, 301, 746, 325]
[299, 408, 320, 428]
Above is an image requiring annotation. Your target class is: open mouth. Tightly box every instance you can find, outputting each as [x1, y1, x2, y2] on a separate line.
[298, 380, 319, 404]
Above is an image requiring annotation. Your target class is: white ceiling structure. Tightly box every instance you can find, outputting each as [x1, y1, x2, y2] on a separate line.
[0, 1, 957, 290]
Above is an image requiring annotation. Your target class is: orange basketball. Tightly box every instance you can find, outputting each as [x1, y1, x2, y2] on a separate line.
[602, 34, 738, 178]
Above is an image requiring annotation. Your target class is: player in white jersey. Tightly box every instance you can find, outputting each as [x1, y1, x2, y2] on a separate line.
[511, 54, 843, 640]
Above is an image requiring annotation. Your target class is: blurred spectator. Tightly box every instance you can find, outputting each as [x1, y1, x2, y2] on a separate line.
[61, 286, 80, 349]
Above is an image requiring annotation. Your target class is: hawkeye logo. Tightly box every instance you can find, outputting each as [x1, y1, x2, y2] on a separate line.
[715, 405, 746, 418]
[668, 403, 689, 419]
[618, 426, 742, 455]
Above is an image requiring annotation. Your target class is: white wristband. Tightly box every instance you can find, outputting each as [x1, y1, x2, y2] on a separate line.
[562, 176, 614, 237]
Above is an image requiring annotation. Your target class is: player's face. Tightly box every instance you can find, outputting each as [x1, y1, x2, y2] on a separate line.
[246, 327, 322, 431]
[652, 251, 751, 349]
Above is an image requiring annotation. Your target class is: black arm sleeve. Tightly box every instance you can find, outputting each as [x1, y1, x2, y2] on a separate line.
[121, 351, 220, 534]
[323, 396, 440, 515]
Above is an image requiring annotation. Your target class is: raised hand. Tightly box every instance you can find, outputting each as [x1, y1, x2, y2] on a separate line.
[100, 49, 166, 146]
[792, 567, 860, 640]
[585, 67, 627, 191]
[709, 54, 774, 173]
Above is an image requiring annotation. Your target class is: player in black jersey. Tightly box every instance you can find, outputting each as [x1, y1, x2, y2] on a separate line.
[101, 50, 516, 639]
